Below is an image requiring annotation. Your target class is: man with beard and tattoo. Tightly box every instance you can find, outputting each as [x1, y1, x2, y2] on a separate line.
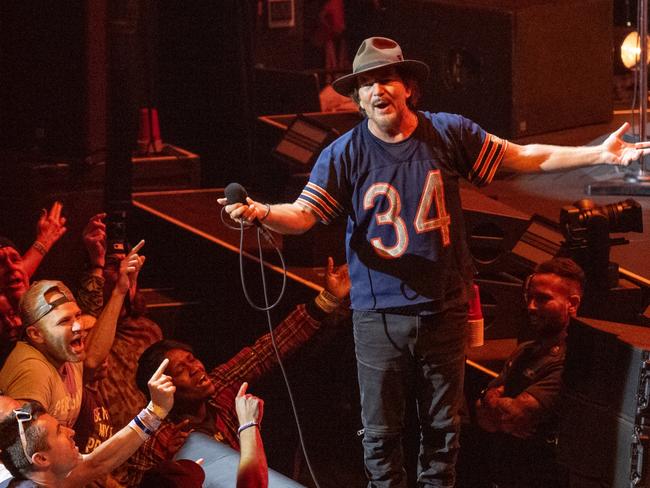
[474, 258, 584, 488]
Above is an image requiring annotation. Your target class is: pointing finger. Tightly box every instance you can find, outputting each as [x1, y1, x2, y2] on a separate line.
[151, 358, 170, 381]
[52, 201, 62, 220]
[130, 239, 145, 254]
[237, 382, 248, 397]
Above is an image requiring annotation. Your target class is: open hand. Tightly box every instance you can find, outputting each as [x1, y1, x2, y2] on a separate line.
[601, 122, 650, 166]
[324, 256, 350, 300]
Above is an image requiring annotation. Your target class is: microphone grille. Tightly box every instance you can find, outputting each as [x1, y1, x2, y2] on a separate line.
[224, 182, 248, 204]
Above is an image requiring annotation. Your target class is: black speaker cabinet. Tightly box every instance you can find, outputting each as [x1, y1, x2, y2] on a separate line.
[459, 186, 531, 274]
[385, 0, 613, 138]
[558, 317, 650, 487]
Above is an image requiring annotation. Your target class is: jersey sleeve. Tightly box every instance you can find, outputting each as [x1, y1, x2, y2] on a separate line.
[439, 113, 508, 187]
[296, 143, 348, 224]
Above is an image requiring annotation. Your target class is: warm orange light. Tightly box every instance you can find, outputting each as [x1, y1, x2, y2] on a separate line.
[621, 31, 650, 69]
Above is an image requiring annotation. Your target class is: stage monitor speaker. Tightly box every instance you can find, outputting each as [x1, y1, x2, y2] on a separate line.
[176, 432, 306, 487]
[385, 0, 613, 138]
[558, 317, 650, 488]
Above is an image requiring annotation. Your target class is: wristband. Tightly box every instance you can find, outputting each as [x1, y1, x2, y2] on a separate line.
[32, 241, 47, 256]
[133, 414, 154, 436]
[129, 409, 157, 440]
[237, 421, 259, 437]
[146, 401, 168, 420]
[259, 203, 271, 222]
[139, 408, 163, 430]
[314, 289, 341, 314]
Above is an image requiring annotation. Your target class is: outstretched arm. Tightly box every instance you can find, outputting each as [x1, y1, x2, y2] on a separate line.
[83, 240, 145, 369]
[501, 122, 650, 173]
[217, 197, 319, 235]
[65, 359, 175, 487]
[235, 382, 268, 488]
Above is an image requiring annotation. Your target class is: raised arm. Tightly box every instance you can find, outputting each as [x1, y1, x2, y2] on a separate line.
[65, 359, 175, 487]
[22, 202, 67, 278]
[235, 382, 268, 488]
[83, 240, 145, 369]
[212, 257, 349, 390]
[76, 213, 107, 318]
[501, 122, 650, 173]
[217, 197, 319, 235]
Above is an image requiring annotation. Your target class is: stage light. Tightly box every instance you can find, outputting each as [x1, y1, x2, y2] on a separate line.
[620, 31, 650, 69]
[273, 115, 338, 170]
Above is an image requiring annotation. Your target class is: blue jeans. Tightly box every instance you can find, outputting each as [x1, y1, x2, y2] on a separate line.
[353, 304, 467, 488]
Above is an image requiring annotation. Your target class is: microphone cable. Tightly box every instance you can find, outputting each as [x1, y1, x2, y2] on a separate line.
[229, 214, 323, 488]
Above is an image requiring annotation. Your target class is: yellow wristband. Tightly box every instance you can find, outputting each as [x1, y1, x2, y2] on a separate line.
[146, 401, 168, 420]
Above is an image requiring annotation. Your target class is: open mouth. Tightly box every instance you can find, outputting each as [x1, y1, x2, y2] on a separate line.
[373, 100, 390, 110]
[7, 275, 25, 290]
[69, 336, 85, 354]
[196, 373, 211, 388]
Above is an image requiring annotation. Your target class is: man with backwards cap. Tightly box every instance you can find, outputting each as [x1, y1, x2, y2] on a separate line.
[0, 242, 145, 428]
[0, 210, 107, 352]
[221, 37, 650, 487]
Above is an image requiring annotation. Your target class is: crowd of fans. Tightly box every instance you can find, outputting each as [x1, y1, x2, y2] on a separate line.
[0, 203, 351, 487]
[0, 201, 586, 488]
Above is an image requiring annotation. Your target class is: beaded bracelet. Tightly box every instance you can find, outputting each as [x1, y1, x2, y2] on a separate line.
[314, 289, 341, 314]
[32, 241, 47, 256]
[237, 421, 259, 437]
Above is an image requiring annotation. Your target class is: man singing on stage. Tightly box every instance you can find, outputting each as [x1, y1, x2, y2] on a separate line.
[221, 37, 650, 487]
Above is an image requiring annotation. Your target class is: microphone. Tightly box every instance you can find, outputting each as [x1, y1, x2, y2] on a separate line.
[224, 182, 273, 241]
[224, 182, 249, 206]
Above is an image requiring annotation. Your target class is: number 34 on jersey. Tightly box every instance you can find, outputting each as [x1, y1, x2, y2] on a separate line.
[363, 170, 451, 258]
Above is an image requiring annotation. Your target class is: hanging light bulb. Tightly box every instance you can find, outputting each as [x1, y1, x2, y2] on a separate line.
[620, 31, 650, 69]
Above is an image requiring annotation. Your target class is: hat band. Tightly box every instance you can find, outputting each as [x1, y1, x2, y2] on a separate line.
[354, 59, 402, 75]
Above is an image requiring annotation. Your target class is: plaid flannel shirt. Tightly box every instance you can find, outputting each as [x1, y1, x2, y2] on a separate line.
[123, 302, 323, 487]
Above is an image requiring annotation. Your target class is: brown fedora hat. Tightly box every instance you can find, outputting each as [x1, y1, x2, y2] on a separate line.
[332, 37, 429, 96]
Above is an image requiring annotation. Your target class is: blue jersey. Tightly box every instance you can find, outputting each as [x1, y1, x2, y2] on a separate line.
[297, 111, 507, 311]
